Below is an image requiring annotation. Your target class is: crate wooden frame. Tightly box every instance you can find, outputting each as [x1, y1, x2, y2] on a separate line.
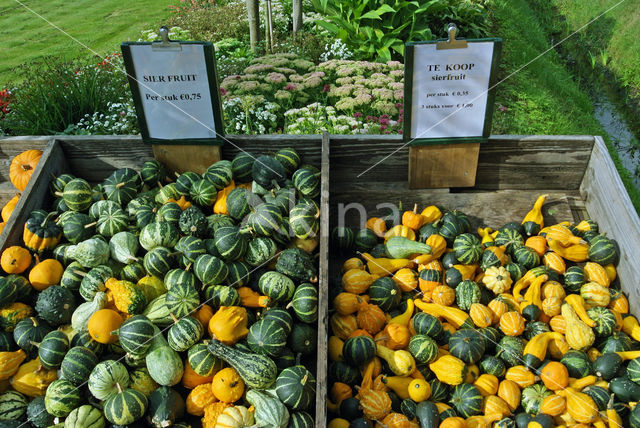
[0, 133, 639, 427]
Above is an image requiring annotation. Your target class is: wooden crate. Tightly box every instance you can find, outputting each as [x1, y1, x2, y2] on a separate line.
[328, 133, 640, 311]
[0, 134, 330, 427]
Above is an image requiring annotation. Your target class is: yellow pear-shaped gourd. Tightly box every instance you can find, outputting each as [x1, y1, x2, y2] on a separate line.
[561, 303, 595, 351]
[382, 375, 412, 400]
[429, 355, 466, 385]
[376, 345, 415, 376]
[10, 358, 57, 397]
[556, 387, 599, 424]
[521, 194, 547, 236]
[208, 306, 249, 345]
[388, 299, 414, 326]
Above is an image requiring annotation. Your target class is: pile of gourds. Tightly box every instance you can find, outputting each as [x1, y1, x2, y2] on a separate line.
[0, 147, 320, 428]
[328, 195, 640, 428]
[1, 149, 44, 233]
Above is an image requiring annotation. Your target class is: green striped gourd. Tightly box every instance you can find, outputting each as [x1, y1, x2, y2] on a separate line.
[453, 233, 482, 264]
[0, 279, 16, 309]
[179, 206, 208, 237]
[64, 404, 105, 428]
[247, 318, 288, 357]
[71, 331, 105, 356]
[26, 396, 54, 428]
[214, 226, 250, 261]
[289, 201, 319, 239]
[165, 284, 200, 318]
[147, 386, 186, 427]
[205, 285, 240, 308]
[227, 188, 253, 220]
[289, 283, 318, 323]
[588, 235, 618, 265]
[122, 262, 146, 283]
[262, 308, 293, 335]
[292, 166, 320, 198]
[143, 294, 173, 326]
[89, 200, 120, 221]
[168, 316, 203, 352]
[354, 228, 378, 252]
[206, 214, 235, 237]
[38, 330, 69, 370]
[203, 161, 233, 190]
[194, 254, 228, 286]
[6, 275, 31, 302]
[156, 202, 182, 225]
[275, 147, 300, 174]
[564, 266, 585, 293]
[103, 168, 141, 205]
[290, 323, 317, 355]
[0, 332, 14, 352]
[143, 246, 177, 278]
[0, 390, 27, 421]
[188, 343, 223, 377]
[155, 183, 179, 205]
[61, 345, 98, 385]
[88, 360, 130, 400]
[140, 160, 167, 187]
[368, 277, 401, 312]
[130, 368, 159, 397]
[275, 365, 316, 411]
[79, 265, 112, 301]
[259, 271, 295, 304]
[175, 235, 206, 264]
[408, 334, 439, 364]
[343, 335, 376, 366]
[246, 389, 290, 428]
[275, 248, 317, 282]
[231, 152, 255, 181]
[513, 245, 540, 270]
[412, 312, 443, 338]
[164, 268, 196, 291]
[264, 188, 294, 216]
[226, 261, 251, 287]
[247, 203, 283, 237]
[288, 411, 314, 428]
[139, 221, 180, 251]
[97, 206, 128, 237]
[190, 179, 217, 206]
[245, 237, 278, 267]
[175, 172, 201, 195]
[45, 379, 81, 417]
[252, 155, 287, 189]
[50, 173, 75, 196]
[13, 317, 51, 356]
[103, 387, 148, 426]
[207, 339, 278, 389]
[450, 383, 483, 418]
[60, 178, 93, 212]
[62, 212, 95, 244]
[117, 315, 155, 355]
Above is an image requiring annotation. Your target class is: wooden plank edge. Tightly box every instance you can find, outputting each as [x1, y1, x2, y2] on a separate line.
[315, 132, 330, 427]
[0, 139, 68, 253]
[580, 136, 640, 314]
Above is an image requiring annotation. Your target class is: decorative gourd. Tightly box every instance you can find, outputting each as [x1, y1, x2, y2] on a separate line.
[522, 331, 563, 369]
[88, 309, 123, 344]
[275, 365, 316, 411]
[88, 360, 130, 401]
[356, 302, 386, 335]
[431, 285, 456, 307]
[28, 258, 63, 291]
[207, 339, 277, 389]
[1, 195, 19, 223]
[208, 306, 249, 345]
[497, 380, 520, 411]
[539, 361, 569, 391]
[413, 301, 473, 329]
[60, 345, 98, 386]
[186, 383, 216, 416]
[449, 383, 483, 418]
[10, 150, 42, 191]
[469, 303, 493, 328]
[556, 387, 599, 424]
[9, 357, 56, 397]
[499, 311, 525, 336]
[0, 350, 25, 381]
[68, 237, 110, 268]
[103, 385, 148, 426]
[44, 379, 80, 417]
[71, 291, 107, 333]
[246, 389, 289, 428]
[580, 282, 610, 307]
[358, 389, 391, 420]
[429, 355, 466, 385]
[543, 251, 566, 274]
[562, 303, 595, 351]
[482, 266, 512, 294]
[23, 211, 62, 253]
[1, 247, 31, 275]
[448, 328, 485, 364]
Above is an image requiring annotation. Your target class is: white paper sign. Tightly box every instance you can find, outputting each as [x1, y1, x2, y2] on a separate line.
[129, 44, 216, 140]
[410, 42, 494, 139]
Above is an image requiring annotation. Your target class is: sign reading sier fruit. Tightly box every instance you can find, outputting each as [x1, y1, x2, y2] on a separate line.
[404, 35, 502, 145]
[122, 37, 224, 144]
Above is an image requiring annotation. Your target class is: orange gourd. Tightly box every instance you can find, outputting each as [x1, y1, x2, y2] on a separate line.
[609, 290, 629, 313]
[193, 304, 214, 327]
[348, 329, 373, 339]
[213, 181, 235, 214]
[330, 313, 358, 340]
[584, 262, 610, 287]
[237, 287, 270, 308]
[331, 382, 353, 403]
[166, 195, 192, 210]
[439, 417, 467, 428]
[482, 395, 511, 417]
[550, 315, 566, 334]
[540, 361, 569, 390]
[186, 383, 217, 416]
[10, 150, 42, 191]
[379, 324, 410, 350]
[1, 195, 19, 222]
[525, 235, 547, 257]
[0, 350, 26, 380]
[88, 309, 123, 344]
[540, 394, 566, 416]
[543, 251, 566, 274]
[182, 359, 213, 389]
[474, 374, 499, 396]
[28, 258, 63, 291]
[402, 204, 425, 230]
[343, 257, 364, 272]
[211, 367, 245, 403]
[1, 246, 31, 274]
[208, 306, 249, 345]
[333, 292, 365, 315]
[360, 389, 391, 420]
[366, 217, 387, 238]
[357, 303, 386, 335]
[393, 268, 419, 292]
[499, 311, 525, 336]
[431, 285, 455, 307]
[488, 298, 509, 324]
[542, 280, 566, 299]
[380, 412, 413, 428]
[342, 269, 376, 294]
[497, 379, 521, 411]
[542, 297, 562, 317]
[469, 303, 493, 328]
[505, 366, 536, 388]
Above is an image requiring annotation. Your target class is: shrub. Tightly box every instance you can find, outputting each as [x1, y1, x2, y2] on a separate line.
[1, 54, 129, 136]
[169, 1, 249, 43]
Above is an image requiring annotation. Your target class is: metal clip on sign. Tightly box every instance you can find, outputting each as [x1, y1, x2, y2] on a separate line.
[152, 26, 182, 51]
[436, 23, 468, 50]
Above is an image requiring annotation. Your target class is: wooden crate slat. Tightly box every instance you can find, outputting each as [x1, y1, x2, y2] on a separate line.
[315, 133, 329, 427]
[581, 136, 640, 315]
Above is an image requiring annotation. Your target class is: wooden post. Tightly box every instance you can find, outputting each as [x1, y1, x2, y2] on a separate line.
[408, 143, 480, 188]
[246, 0, 260, 51]
[292, 0, 302, 33]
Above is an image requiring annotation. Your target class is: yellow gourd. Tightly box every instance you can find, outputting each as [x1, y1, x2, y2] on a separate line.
[521, 194, 547, 236]
[547, 239, 589, 262]
[561, 303, 595, 351]
[543, 251, 567, 274]
[342, 268, 376, 293]
[414, 301, 473, 329]
[342, 257, 364, 272]
[583, 262, 610, 287]
[564, 294, 596, 327]
[522, 331, 564, 369]
[622, 316, 640, 342]
[392, 268, 419, 292]
[0, 350, 26, 380]
[389, 299, 414, 326]
[420, 205, 442, 222]
[497, 380, 521, 411]
[29, 259, 63, 291]
[376, 345, 415, 376]
[1, 195, 19, 222]
[214, 406, 254, 428]
[208, 306, 249, 345]
[505, 366, 537, 388]
[429, 355, 466, 385]
[360, 253, 411, 277]
[211, 367, 244, 403]
[382, 375, 412, 400]
[213, 181, 235, 215]
[408, 379, 431, 402]
[544, 225, 585, 246]
[328, 336, 344, 362]
[482, 395, 511, 418]
[474, 374, 499, 396]
[237, 287, 270, 308]
[556, 387, 599, 424]
[0, 246, 31, 274]
[481, 266, 512, 294]
[384, 225, 415, 241]
[10, 358, 57, 397]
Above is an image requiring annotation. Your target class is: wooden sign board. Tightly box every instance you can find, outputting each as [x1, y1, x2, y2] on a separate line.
[403, 27, 501, 188]
[121, 34, 225, 173]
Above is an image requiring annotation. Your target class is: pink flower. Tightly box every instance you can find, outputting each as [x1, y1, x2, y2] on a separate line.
[380, 125, 388, 130]
[220, 87, 227, 95]
[323, 84, 331, 93]
[353, 112, 363, 118]
[398, 130, 403, 134]
[499, 105, 508, 112]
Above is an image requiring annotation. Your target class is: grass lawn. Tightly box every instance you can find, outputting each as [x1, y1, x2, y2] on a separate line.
[489, 0, 640, 211]
[0, 0, 172, 85]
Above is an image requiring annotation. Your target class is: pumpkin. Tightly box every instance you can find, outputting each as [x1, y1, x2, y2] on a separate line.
[10, 150, 42, 191]
[402, 204, 425, 230]
[211, 367, 245, 403]
[29, 258, 63, 291]
[88, 309, 123, 344]
[208, 306, 249, 345]
[1, 195, 19, 222]
[0, 246, 31, 274]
